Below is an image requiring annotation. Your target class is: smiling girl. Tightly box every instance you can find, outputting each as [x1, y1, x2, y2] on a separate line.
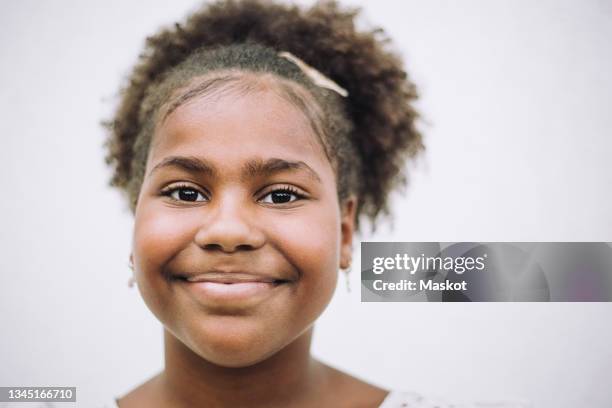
[102, 0, 426, 406]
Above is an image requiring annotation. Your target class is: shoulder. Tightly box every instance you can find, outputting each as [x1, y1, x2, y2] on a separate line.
[318, 364, 530, 408]
[380, 390, 532, 408]
[110, 373, 163, 408]
[321, 363, 389, 407]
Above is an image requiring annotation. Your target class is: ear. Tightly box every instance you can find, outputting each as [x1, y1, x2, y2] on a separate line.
[339, 195, 358, 270]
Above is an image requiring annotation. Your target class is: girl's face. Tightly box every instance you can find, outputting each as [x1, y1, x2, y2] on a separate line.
[132, 82, 356, 367]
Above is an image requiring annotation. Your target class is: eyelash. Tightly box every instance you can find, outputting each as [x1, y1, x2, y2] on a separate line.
[160, 183, 306, 205]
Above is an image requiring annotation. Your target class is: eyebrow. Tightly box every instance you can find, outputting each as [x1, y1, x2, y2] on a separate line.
[148, 155, 322, 183]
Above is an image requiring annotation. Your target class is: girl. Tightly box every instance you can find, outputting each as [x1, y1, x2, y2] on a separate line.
[102, 0, 517, 406]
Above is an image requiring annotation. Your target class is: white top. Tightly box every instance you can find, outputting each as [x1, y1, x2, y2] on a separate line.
[100, 390, 530, 407]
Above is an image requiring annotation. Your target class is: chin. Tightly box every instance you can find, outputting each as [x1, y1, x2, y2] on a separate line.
[183, 317, 289, 368]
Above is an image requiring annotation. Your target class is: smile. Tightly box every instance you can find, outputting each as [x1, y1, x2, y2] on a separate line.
[174, 272, 292, 307]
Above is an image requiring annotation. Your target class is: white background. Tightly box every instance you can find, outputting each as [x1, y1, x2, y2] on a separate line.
[1, 0, 611, 407]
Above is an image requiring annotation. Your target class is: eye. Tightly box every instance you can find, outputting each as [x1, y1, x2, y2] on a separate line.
[260, 186, 305, 205]
[161, 184, 207, 202]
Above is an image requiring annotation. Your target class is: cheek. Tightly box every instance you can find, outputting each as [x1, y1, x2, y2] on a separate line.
[267, 205, 341, 323]
[133, 205, 193, 268]
[132, 204, 197, 316]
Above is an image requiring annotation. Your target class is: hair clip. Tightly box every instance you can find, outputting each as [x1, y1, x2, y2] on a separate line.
[278, 51, 349, 98]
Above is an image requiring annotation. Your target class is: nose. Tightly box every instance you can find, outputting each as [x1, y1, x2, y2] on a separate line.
[193, 190, 265, 253]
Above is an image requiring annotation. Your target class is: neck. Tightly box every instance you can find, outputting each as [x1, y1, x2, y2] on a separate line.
[160, 327, 328, 408]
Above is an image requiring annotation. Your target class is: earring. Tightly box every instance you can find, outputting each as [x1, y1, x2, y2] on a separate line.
[128, 257, 135, 288]
[342, 260, 352, 294]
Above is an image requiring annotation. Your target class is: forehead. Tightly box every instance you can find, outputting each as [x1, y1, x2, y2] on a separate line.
[148, 86, 330, 172]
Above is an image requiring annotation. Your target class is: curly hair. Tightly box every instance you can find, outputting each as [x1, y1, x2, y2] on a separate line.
[103, 0, 423, 233]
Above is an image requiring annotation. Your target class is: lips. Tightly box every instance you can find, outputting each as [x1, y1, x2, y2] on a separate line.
[176, 271, 292, 285]
[175, 270, 292, 307]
